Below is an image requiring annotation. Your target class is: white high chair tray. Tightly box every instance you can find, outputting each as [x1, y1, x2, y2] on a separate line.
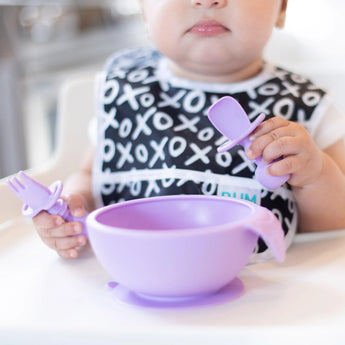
[1, 218, 345, 345]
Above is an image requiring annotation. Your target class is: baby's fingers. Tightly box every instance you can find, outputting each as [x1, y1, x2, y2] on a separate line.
[247, 121, 296, 160]
[33, 211, 63, 230]
[250, 116, 289, 139]
[267, 155, 297, 177]
[43, 234, 87, 253]
[39, 221, 83, 238]
[65, 194, 86, 218]
[57, 248, 80, 259]
[247, 129, 291, 161]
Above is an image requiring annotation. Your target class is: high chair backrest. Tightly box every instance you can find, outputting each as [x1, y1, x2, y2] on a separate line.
[51, 73, 96, 180]
[0, 74, 96, 224]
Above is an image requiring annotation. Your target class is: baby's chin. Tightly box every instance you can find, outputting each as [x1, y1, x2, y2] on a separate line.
[168, 57, 262, 84]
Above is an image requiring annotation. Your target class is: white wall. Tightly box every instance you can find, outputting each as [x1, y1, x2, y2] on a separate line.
[265, 0, 345, 112]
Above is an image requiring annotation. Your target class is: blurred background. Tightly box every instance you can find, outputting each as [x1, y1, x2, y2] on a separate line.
[0, 0, 344, 178]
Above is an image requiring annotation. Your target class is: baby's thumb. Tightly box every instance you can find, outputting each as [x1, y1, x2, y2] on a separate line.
[66, 194, 86, 218]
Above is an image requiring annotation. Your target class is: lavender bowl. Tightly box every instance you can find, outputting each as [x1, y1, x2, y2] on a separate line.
[86, 195, 285, 299]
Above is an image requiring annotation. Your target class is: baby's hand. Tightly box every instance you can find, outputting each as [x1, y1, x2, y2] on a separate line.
[32, 194, 88, 259]
[246, 117, 323, 187]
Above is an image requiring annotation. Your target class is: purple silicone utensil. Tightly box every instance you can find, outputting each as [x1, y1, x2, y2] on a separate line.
[7, 171, 88, 236]
[208, 96, 291, 190]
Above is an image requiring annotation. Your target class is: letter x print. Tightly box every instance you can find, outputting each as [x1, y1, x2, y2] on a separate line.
[185, 143, 212, 166]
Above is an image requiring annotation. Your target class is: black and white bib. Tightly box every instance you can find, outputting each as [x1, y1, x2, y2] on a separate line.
[93, 48, 328, 262]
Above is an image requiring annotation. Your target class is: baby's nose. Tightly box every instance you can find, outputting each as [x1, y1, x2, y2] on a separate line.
[191, 0, 227, 9]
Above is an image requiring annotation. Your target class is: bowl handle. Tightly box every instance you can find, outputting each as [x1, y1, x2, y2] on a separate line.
[247, 206, 286, 263]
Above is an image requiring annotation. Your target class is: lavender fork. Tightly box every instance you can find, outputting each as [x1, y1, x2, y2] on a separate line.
[7, 171, 88, 236]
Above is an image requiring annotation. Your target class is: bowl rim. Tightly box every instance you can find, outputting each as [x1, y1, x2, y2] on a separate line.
[86, 195, 259, 238]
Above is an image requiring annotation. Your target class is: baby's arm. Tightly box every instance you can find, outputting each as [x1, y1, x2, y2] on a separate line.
[293, 140, 345, 231]
[246, 117, 345, 232]
[33, 148, 95, 259]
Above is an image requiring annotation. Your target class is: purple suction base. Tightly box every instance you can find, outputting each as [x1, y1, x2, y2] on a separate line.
[107, 278, 245, 308]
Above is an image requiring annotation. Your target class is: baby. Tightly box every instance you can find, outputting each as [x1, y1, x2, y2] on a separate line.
[33, 0, 345, 260]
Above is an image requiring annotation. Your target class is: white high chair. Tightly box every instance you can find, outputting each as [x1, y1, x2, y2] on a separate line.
[0, 74, 95, 225]
[1, 56, 345, 345]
